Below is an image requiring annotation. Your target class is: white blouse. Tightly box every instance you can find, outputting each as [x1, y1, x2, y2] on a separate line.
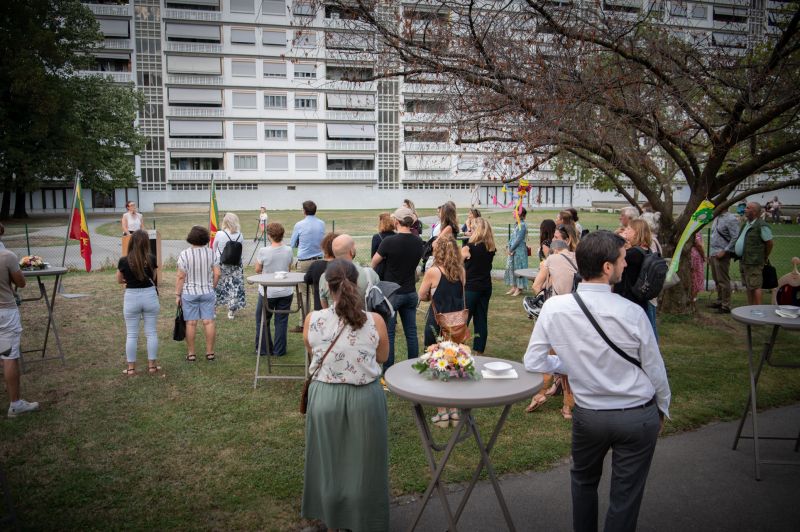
[124, 212, 142, 232]
[308, 308, 381, 385]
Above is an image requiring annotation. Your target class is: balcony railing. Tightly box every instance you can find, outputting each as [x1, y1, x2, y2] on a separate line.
[168, 139, 226, 149]
[402, 112, 447, 123]
[402, 171, 454, 181]
[325, 110, 375, 121]
[166, 75, 224, 85]
[85, 3, 131, 17]
[403, 83, 448, 94]
[102, 39, 132, 49]
[322, 18, 372, 31]
[324, 170, 376, 181]
[326, 141, 377, 151]
[403, 142, 453, 152]
[323, 80, 377, 91]
[76, 70, 133, 83]
[162, 8, 222, 22]
[165, 42, 223, 53]
[166, 107, 225, 117]
[169, 170, 227, 181]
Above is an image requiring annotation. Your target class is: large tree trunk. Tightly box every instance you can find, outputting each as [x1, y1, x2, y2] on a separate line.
[0, 188, 10, 220]
[659, 245, 695, 314]
[13, 187, 27, 218]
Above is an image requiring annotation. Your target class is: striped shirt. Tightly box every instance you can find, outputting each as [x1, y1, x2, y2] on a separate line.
[177, 246, 218, 295]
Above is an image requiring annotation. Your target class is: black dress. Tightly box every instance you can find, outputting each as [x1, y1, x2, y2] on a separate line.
[424, 268, 465, 346]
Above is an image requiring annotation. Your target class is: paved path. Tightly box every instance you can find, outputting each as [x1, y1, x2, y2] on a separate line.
[390, 403, 800, 531]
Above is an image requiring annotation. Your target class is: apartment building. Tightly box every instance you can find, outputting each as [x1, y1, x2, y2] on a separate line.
[24, 0, 793, 213]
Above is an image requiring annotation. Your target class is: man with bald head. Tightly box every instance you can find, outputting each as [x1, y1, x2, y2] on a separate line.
[728, 202, 774, 305]
[318, 234, 379, 308]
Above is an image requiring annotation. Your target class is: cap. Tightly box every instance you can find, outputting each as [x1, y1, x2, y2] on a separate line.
[392, 207, 416, 222]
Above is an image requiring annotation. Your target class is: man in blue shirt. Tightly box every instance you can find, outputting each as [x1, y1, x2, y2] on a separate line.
[290, 201, 325, 331]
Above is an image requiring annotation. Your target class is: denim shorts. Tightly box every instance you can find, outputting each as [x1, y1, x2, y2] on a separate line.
[0, 307, 22, 360]
[181, 292, 216, 321]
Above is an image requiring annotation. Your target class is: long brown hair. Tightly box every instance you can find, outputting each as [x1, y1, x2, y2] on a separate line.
[127, 230, 152, 282]
[433, 234, 463, 282]
[468, 218, 496, 252]
[325, 259, 366, 329]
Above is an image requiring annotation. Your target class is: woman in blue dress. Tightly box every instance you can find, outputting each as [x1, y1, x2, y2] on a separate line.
[504, 207, 529, 296]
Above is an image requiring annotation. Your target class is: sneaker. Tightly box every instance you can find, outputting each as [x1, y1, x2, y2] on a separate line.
[8, 399, 40, 418]
[227, 310, 235, 320]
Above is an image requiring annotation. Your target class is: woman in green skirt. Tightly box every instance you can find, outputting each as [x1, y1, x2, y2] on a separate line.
[302, 259, 390, 531]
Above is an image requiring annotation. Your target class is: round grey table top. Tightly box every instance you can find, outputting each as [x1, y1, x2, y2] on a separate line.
[731, 305, 800, 330]
[22, 266, 68, 277]
[514, 268, 539, 280]
[385, 356, 543, 408]
[247, 272, 305, 287]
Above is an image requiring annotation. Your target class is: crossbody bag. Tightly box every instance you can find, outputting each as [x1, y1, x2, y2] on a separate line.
[572, 292, 642, 369]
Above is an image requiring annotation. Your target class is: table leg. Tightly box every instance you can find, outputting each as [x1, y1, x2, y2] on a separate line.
[408, 403, 460, 532]
[453, 405, 516, 530]
[254, 294, 272, 389]
[43, 275, 65, 366]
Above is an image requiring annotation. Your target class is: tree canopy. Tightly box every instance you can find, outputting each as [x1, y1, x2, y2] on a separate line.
[0, 0, 144, 218]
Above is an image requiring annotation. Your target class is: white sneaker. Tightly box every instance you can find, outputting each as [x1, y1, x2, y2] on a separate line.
[227, 310, 235, 320]
[8, 399, 40, 418]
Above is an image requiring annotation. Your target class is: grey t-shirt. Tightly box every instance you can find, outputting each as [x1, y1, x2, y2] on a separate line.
[0, 250, 21, 310]
[256, 245, 294, 298]
[318, 263, 379, 307]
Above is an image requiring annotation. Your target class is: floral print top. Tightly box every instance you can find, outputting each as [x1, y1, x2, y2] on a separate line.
[308, 307, 381, 385]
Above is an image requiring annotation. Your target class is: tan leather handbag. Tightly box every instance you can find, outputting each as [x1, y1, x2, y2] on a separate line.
[430, 281, 470, 344]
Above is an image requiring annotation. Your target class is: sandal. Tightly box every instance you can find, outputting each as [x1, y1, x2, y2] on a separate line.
[148, 365, 162, 375]
[205, 353, 216, 361]
[186, 354, 197, 362]
[525, 394, 547, 413]
[431, 412, 450, 428]
[561, 406, 573, 420]
[122, 368, 136, 376]
[448, 409, 460, 424]
[545, 376, 563, 397]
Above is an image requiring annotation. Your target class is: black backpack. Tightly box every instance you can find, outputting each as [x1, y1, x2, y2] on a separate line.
[631, 248, 668, 302]
[365, 281, 401, 324]
[219, 232, 243, 266]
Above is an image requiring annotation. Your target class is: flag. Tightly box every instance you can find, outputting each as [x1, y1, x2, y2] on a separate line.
[68, 180, 92, 272]
[209, 182, 219, 247]
[664, 199, 715, 284]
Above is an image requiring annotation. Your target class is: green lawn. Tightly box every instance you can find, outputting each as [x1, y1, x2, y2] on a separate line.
[1, 268, 799, 530]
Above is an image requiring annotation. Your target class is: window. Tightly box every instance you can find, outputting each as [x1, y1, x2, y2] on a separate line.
[165, 23, 221, 43]
[232, 91, 256, 108]
[713, 6, 748, 24]
[295, 123, 318, 140]
[233, 122, 258, 139]
[262, 0, 285, 15]
[166, 56, 222, 75]
[293, 2, 314, 16]
[296, 154, 318, 171]
[327, 93, 375, 110]
[326, 65, 373, 81]
[231, 28, 256, 44]
[234, 155, 258, 170]
[326, 124, 375, 140]
[295, 31, 316, 48]
[265, 154, 289, 170]
[262, 29, 285, 46]
[293, 63, 316, 79]
[295, 95, 318, 109]
[691, 5, 706, 19]
[669, 3, 687, 17]
[169, 120, 223, 138]
[92, 190, 115, 208]
[230, 0, 254, 13]
[326, 155, 374, 170]
[264, 93, 287, 109]
[404, 99, 446, 113]
[231, 60, 256, 77]
[263, 61, 286, 78]
[264, 124, 288, 139]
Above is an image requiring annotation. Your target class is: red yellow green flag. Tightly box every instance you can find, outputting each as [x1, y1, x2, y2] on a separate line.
[209, 182, 219, 247]
[68, 180, 92, 272]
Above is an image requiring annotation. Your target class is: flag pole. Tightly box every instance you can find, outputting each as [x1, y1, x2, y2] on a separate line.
[62, 178, 79, 267]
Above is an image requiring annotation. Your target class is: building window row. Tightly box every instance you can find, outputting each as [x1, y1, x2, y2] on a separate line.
[168, 120, 376, 141]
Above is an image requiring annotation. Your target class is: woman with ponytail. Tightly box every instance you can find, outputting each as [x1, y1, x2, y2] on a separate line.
[301, 259, 389, 531]
[116, 230, 160, 375]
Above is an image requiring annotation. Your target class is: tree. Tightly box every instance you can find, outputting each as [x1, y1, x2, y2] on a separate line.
[0, 0, 144, 219]
[323, 0, 800, 312]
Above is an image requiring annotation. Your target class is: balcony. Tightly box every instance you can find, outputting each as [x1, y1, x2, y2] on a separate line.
[403, 170, 453, 181]
[168, 139, 226, 149]
[102, 39, 132, 49]
[324, 170, 376, 181]
[403, 142, 452, 152]
[322, 18, 372, 31]
[326, 141, 377, 151]
[325, 49, 375, 62]
[324, 80, 377, 92]
[165, 42, 223, 53]
[166, 107, 225, 117]
[325, 110, 375, 121]
[76, 70, 133, 83]
[170, 170, 227, 182]
[85, 3, 131, 17]
[402, 112, 446, 124]
[162, 8, 222, 22]
[403, 83, 447, 94]
[166, 75, 224, 85]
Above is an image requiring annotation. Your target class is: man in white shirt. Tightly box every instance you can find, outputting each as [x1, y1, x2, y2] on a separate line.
[524, 230, 670, 532]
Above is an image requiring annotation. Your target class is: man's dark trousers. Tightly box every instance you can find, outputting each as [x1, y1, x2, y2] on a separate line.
[571, 403, 661, 532]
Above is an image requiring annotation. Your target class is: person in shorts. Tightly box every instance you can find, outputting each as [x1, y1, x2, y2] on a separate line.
[176, 226, 221, 361]
[728, 202, 773, 305]
[0, 232, 39, 417]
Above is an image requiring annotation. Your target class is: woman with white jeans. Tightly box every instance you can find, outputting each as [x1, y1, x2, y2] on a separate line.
[116, 230, 160, 375]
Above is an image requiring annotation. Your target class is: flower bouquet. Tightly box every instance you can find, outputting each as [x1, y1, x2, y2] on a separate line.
[412, 340, 479, 381]
[19, 256, 46, 270]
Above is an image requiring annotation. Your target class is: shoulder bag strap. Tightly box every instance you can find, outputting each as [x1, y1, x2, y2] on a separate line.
[561, 254, 578, 272]
[308, 321, 345, 376]
[572, 292, 642, 369]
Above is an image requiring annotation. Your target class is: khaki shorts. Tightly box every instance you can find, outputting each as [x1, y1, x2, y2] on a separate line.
[740, 263, 763, 290]
[0, 308, 22, 360]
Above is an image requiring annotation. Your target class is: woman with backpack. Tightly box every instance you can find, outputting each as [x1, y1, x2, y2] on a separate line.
[214, 212, 246, 320]
[614, 219, 659, 337]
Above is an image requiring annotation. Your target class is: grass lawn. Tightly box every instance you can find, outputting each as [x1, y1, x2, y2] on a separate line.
[1, 268, 799, 530]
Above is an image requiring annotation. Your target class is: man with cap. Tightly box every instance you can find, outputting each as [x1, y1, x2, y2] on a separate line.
[372, 207, 424, 370]
[318, 234, 378, 308]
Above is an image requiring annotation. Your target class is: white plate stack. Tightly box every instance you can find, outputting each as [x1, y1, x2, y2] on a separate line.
[775, 305, 800, 319]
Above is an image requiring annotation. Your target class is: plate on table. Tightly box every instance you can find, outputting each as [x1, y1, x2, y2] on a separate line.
[776, 305, 800, 319]
[483, 361, 513, 374]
